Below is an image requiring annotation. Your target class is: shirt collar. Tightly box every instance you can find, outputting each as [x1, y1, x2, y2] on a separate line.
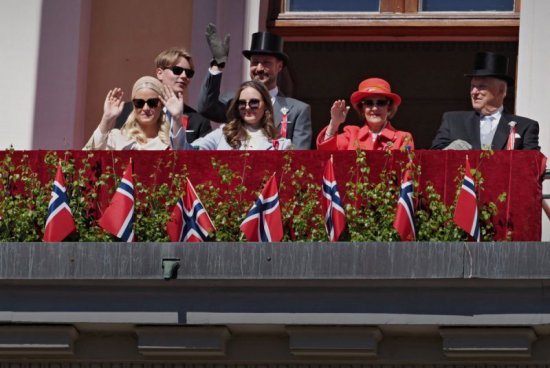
[482, 106, 504, 121]
[269, 87, 278, 102]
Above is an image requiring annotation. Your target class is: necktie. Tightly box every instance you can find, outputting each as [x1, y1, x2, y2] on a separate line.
[480, 115, 495, 150]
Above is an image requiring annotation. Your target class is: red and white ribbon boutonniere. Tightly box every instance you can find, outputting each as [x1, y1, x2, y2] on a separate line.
[280, 107, 289, 139]
[506, 121, 517, 150]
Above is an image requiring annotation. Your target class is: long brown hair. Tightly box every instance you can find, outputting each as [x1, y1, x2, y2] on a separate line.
[223, 80, 279, 149]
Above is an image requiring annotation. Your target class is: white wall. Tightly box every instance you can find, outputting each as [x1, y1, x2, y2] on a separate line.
[0, 1, 42, 149]
[516, 0, 550, 240]
[0, 0, 89, 150]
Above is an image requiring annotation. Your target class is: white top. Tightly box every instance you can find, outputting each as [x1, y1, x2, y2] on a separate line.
[190, 125, 292, 150]
[87, 126, 186, 150]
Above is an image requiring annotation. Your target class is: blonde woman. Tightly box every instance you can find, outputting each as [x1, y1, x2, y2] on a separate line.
[85, 76, 185, 150]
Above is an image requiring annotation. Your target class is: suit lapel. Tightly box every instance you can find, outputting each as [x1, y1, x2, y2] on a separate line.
[273, 98, 282, 128]
[466, 112, 482, 150]
[273, 96, 292, 128]
[492, 114, 511, 150]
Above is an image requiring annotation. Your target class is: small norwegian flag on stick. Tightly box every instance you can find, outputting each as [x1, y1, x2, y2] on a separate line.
[393, 169, 416, 241]
[43, 164, 76, 242]
[98, 160, 135, 242]
[453, 156, 480, 242]
[240, 174, 283, 242]
[322, 155, 346, 241]
[167, 178, 215, 242]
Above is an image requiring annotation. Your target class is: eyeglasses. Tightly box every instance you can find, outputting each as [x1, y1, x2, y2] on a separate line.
[164, 66, 195, 78]
[358, 99, 390, 108]
[132, 98, 160, 109]
[237, 99, 261, 111]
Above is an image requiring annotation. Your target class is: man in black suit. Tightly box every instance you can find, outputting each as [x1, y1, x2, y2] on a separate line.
[431, 51, 539, 150]
[115, 47, 211, 143]
[197, 24, 312, 149]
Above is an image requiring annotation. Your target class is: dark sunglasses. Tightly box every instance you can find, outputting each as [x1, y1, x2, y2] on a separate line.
[132, 98, 160, 109]
[237, 99, 261, 111]
[358, 99, 390, 108]
[165, 66, 195, 78]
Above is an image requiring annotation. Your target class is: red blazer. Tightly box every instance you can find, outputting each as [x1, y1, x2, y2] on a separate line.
[317, 122, 414, 151]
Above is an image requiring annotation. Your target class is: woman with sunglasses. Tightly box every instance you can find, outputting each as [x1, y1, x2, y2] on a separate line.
[188, 80, 291, 150]
[85, 76, 186, 150]
[317, 77, 414, 151]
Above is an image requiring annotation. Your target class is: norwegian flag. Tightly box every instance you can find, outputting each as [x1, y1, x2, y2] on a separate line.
[506, 121, 517, 150]
[453, 156, 480, 241]
[240, 175, 283, 242]
[322, 156, 346, 241]
[393, 169, 416, 241]
[167, 178, 215, 242]
[43, 165, 76, 242]
[98, 160, 135, 242]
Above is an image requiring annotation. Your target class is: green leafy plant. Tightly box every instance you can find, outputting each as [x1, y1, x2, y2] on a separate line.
[195, 155, 251, 241]
[0, 148, 509, 243]
[280, 153, 325, 242]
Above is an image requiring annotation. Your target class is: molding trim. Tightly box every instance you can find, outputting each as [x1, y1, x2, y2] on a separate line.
[0, 325, 78, 355]
[136, 326, 231, 356]
[440, 327, 537, 358]
[287, 326, 382, 356]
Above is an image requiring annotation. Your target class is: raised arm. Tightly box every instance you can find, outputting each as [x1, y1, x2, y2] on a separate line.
[198, 23, 231, 123]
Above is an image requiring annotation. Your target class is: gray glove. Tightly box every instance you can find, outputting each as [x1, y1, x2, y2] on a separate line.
[443, 139, 473, 150]
[205, 23, 230, 66]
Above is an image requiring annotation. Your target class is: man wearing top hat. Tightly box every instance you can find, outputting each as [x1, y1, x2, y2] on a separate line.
[197, 24, 312, 149]
[431, 51, 539, 150]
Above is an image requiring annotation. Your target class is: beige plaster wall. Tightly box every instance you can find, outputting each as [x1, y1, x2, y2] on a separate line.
[83, 0, 194, 145]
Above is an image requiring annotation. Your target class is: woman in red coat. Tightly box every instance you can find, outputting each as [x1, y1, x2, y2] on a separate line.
[317, 78, 414, 151]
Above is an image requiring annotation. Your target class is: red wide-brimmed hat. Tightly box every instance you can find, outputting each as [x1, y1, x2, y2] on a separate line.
[350, 78, 401, 108]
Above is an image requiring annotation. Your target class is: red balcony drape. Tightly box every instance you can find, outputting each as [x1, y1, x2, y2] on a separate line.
[3, 150, 546, 241]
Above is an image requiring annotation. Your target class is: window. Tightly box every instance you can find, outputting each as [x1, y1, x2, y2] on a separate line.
[269, 0, 521, 41]
[421, 0, 515, 12]
[287, 0, 379, 12]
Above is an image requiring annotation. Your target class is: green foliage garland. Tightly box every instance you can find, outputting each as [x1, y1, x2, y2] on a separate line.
[0, 148, 506, 242]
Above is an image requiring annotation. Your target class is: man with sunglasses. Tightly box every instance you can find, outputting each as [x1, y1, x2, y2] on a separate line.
[197, 24, 312, 149]
[431, 51, 539, 150]
[114, 47, 212, 143]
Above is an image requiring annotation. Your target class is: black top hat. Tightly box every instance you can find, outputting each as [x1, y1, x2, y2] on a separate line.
[465, 51, 514, 84]
[242, 32, 289, 65]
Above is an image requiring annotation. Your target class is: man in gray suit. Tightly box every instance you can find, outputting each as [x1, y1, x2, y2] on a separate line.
[431, 51, 539, 150]
[198, 24, 312, 149]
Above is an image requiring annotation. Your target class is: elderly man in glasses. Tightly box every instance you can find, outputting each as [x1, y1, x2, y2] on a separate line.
[113, 47, 212, 143]
[431, 51, 539, 150]
[197, 24, 312, 149]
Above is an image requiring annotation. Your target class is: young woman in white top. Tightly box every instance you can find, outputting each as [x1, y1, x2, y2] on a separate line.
[190, 80, 292, 150]
[85, 76, 186, 150]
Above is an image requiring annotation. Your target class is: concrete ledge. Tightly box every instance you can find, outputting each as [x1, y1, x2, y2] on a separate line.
[2, 242, 464, 280]
[4, 242, 550, 281]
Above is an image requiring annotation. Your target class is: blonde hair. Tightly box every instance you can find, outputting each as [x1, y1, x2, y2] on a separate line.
[154, 47, 194, 70]
[120, 76, 170, 145]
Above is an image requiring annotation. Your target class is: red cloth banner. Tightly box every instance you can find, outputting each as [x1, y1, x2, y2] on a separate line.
[1, 150, 546, 241]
